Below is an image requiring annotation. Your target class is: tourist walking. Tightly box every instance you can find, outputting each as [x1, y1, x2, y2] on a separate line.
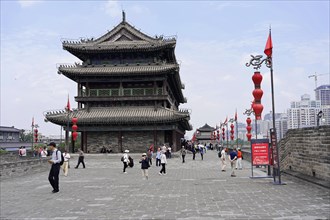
[159, 150, 167, 175]
[180, 146, 187, 163]
[168, 146, 172, 159]
[199, 145, 204, 160]
[47, 142, 62, 193]
[156, 148, 161, 166]
[220, 147, 227, 171]
[236, 148, 243, 170]
[139, 153, 149, 180]
[122, 149, 129, 173]
[192, 145, 196, 160]
[75, 150, 85, 169]
[62, 150, 71, 176]
[147, 149, 153, 166]
[229, 148, 238, 177]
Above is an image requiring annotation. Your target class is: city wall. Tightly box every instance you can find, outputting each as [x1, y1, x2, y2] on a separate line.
[0, 153, 50, 180]
[242, 126, 330, 182]
[279, 125, 330, 182]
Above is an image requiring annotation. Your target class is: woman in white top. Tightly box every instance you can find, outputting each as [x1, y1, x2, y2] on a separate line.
[159, 150, 167, 175]
[40, 147, 48, 158]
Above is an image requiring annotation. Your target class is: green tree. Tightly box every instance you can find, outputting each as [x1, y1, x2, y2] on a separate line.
[19, 130, 32, 142]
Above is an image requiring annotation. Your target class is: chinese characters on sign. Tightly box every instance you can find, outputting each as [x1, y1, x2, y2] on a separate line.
[251, 140, 270, 166]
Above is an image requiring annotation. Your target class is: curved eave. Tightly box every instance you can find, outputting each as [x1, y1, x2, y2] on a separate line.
[58, 64, 179, 77]
[45, 107, 190, 127]
[62, 41, 176, 55]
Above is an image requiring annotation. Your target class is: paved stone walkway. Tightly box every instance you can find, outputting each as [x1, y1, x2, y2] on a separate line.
[1, 151, 329, 220]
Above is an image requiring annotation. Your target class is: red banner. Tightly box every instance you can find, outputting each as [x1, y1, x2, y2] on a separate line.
[251, 141, 269, 165]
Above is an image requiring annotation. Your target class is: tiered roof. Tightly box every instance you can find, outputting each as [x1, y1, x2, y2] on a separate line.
[62, 17, 176, 58]
[45, 106, 191, 129]
[58, 63, 179, 76]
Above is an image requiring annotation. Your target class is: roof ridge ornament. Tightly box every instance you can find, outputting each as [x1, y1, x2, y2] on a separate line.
[122, 10, 126, 23]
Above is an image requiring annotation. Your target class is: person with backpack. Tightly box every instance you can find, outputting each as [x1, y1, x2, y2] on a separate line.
[47, 142, 62, 193]
[122, 150, 129, 173]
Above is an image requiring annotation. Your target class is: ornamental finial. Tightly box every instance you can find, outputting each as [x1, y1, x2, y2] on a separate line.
[122, 10, 126, 23]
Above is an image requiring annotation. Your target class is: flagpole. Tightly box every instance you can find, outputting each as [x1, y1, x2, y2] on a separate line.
[236, 119, 238, 148]
[246, 28, 283, 185]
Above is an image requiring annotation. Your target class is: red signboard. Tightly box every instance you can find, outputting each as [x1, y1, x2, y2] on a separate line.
[251, 141, 269, 165]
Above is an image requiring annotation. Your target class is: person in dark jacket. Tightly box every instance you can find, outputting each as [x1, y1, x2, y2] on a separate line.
[139, 153, 149, 180]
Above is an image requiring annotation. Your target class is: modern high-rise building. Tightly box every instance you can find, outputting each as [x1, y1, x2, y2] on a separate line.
[315, 85, 330, 125]
[262, 112, 288, 140]
[287, 94, 321, 129]
[315, 85, 330, 105]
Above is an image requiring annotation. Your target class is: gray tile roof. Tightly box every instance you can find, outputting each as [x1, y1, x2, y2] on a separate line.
[63, 40, 176, 52]
[58, 64, 179, 76]
[45, 106, 190, 126]
[62, 21, 176, 52]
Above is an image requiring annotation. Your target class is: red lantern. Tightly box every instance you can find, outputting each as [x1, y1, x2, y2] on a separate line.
[253, 103, 264, 120]
[72, 117, 78, 124]
[246, 133, 252, 141]
[246, 117, 252, 141]
[72, 124, 78, 131]
[230, 135, 234, 140]
[72, 131, 78, 141]
[34, 129, 38, 142]
[252, 71, 263, 85]
[252, 71, 264, 120]
[252, 89, 263, 100]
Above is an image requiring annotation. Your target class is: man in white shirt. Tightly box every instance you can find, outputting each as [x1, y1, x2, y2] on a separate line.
[47, 142, 62, 193]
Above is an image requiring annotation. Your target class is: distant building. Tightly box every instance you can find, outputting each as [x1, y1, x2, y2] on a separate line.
[195, 124, 216, 144]
[0, 126, 30, 151]
[315, 85, 330, 126]
[261, 112, 288, 141]
[287, 94, 321, 129]
[315, 85, 330, 106]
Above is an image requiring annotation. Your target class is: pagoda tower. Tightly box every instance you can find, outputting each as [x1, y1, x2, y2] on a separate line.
[45, 12, 191, 153]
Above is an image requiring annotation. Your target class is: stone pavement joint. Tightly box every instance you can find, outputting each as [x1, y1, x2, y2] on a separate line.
[1, 151, 329, 220]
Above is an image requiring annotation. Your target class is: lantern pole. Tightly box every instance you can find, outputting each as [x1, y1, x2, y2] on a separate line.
[246, 53, 282, 184]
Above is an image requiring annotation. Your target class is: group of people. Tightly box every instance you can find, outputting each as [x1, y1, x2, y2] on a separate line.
[220, 147, 243, 177]
[122, 146, 168, 180]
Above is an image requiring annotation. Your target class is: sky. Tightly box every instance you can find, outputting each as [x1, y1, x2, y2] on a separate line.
[1, 0, 329, 139]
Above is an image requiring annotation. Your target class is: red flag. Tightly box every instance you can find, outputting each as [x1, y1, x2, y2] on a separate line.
[235, 110, 237, 121]
[264, 30, 273, 57]
[223, 117, 228, 125]
[66, 95, 71, 111]
[191, 133, 196, 142]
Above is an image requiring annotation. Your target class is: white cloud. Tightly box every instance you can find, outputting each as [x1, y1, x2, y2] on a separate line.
[17, 0, 41, 8]
[104, 0, 121, 18]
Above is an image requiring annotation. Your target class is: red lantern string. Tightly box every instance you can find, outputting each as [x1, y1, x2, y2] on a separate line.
[252, 72, 264, 120]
